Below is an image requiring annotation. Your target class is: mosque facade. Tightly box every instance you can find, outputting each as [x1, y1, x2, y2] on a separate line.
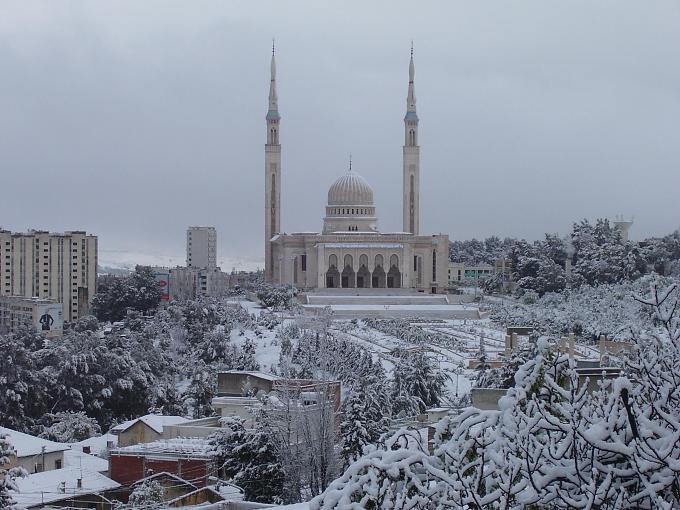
[264, 49, 449, 293]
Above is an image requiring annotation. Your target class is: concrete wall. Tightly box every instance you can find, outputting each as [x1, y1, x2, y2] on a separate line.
[217, 373, 275, 397]
[16, 450, 65, 473]
[117, 422, 162, 447]
[471, 388, 507, 411]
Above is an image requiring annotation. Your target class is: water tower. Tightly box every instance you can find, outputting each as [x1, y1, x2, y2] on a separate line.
[613, 215, 634, 242]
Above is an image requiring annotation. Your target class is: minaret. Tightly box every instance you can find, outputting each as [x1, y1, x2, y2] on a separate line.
[264, 42, 281, 282]
[403, 44, 420, 235]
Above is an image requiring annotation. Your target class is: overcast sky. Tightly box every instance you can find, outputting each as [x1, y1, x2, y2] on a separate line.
[1, 1, 679, 269]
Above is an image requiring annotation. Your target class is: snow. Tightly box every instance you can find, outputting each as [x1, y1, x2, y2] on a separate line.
[75, 433, 117, 456]
[199, 483, 245, 502]
[0, 426, 69, 457]
[218, 370, 281, 382]
[11, 467, 120, 507]
[99, 249, 262, 272]
[304, 304, 470, 311]
[110, 414, 189, 434]
[111, 437, 212, 456]
[63, 448, 109, 473]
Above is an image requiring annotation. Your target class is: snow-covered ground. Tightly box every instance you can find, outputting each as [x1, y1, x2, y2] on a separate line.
[230, 297, 604, 402]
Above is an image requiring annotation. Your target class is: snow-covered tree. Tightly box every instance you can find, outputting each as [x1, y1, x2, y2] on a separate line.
[391, 352, 447, 415]
[340, 379, 391, 466]
[126, 480, 165, 509]
[316, 280, 680, 509]
[91, 266, 162, 322]
[1, 432, 27, 510]
[38, 412, 101, 443]
[209, 415, 285, 503]
[234, 338, 260, 371]
[183, 360, 216, 418]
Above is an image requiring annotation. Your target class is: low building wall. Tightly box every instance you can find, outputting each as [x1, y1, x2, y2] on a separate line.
[471, 388, 507, 411]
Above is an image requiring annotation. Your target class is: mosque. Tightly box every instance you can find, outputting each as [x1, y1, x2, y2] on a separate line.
[264, 48, 449, 294]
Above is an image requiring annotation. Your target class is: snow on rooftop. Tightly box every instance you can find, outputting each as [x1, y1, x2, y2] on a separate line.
[11, 467, 120, 508]
[110, 414, 189, 434]
[63, 448, 109, 473]
[218, 370, 281, 381]
[75, 433, 117, 455]
[0, 427, 69, 457]
[212, 483, 245, 501]
[111, 437, 212, 456]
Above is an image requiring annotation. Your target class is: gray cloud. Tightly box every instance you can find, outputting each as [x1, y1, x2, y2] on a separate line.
[1, 1, 679, 268]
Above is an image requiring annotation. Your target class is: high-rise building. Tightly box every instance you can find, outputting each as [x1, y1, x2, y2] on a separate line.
[0, 230, 98, 323]
[186, 226, 217, 269]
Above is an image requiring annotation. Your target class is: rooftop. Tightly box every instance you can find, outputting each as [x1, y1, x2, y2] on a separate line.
[63, 448, 109, 473]
[110, 414, 189, 435]
[0, 427, 69, 457]
[110, 438, 213, 457]
[11, 467, 120, 508]
[218, 370, 281, 382]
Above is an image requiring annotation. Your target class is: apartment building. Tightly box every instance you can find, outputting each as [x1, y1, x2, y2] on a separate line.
[186, 226, 216, 269]
[0, 230, 97, 323]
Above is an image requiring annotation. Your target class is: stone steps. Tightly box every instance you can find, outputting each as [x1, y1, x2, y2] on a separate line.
[306, 295, 449, 305]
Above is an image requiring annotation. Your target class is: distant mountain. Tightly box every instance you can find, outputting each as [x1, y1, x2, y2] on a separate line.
[98, 249, 262, 273]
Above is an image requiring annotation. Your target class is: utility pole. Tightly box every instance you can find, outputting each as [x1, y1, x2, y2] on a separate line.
[41, 445, 46, 472]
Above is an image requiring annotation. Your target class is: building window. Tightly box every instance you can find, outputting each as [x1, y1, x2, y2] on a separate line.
[301, 254, 307, 272]
[432, 250, 437, 282]
[55, 459, 62, 469]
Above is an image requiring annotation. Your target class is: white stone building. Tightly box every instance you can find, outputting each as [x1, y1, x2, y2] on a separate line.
[264, 49, 449, 293]
[0, 230, 97, 322]
[186, 226, 217, 269]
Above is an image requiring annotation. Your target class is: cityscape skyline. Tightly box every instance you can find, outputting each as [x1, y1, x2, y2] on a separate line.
[1, 1, 679, 269]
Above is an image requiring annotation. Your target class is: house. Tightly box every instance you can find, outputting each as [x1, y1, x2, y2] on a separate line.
[10, 466, 120, 510]
[110, 414, 189, 447]
[0, 426, 69, 473]
[109, 438, 215, 487]
[217, 370, 282, 397]
[215, 371, 341, 412]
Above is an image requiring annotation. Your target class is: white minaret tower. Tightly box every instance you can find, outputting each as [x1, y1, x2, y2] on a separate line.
[403, 44, 420, 235]
[264, 42, 281, 282]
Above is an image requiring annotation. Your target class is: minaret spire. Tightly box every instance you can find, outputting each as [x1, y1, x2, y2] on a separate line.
[268, 40, 279, 115]
[403, 44, 420, 235]
[407, 42, 417, 114]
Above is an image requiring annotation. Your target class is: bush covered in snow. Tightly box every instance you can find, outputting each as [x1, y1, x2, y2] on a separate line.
[314, 280, 680, 509]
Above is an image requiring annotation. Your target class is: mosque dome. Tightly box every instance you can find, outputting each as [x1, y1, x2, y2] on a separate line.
[327, 171, 374, 206]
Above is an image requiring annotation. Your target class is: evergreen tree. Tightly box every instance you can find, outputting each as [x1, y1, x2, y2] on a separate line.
[1, 432, 26, 510]
[37, 412, 101, 442]
[340, 388, 372, 466]
[391, 353, 447, 415]
[183, 360, 216, 418]
[209, 416, 285, 503]
[126, 480, 165, 509]
[340, 379, 391, 467]
[234, 338, 260, 371]
[91, 266, 162, 322]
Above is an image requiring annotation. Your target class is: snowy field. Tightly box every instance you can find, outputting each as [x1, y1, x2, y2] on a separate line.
[228, 297, 602, 403]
